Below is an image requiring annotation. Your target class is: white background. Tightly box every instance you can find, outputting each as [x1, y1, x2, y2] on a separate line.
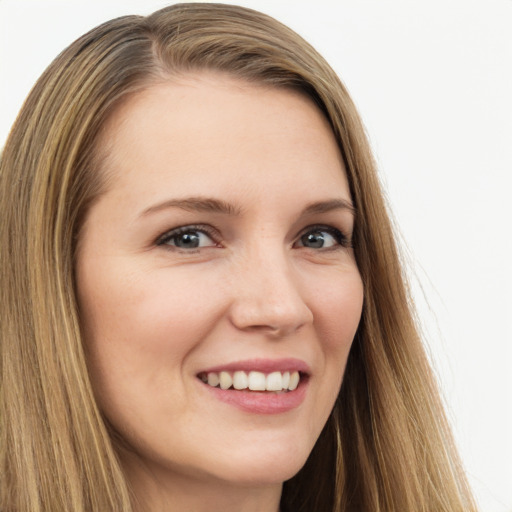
[1, 1, 511, 510]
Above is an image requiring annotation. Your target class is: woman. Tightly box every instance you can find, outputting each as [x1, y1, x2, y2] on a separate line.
[0, 3, 477, 511]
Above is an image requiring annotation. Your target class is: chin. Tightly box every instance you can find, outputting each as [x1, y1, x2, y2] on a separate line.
[205, 435, 314, 486]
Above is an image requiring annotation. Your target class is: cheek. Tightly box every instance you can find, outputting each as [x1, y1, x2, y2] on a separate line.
[310, 268, 364, 402]
[313, 268, 364, 349]
[77, 261, 226, 403]
[81, 259, 218, 337]
[286, 267, 364, 455]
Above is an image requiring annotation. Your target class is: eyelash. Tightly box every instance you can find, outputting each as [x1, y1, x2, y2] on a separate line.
[156, 224, 220, 249]
[155, 224, 352, 251]
[297, 224, 352, 250]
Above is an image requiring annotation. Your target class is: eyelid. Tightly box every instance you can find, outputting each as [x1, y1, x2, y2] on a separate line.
[155, 224, 221, 247]
[154, 223, 352, 250]
[294, 224, 352, 249]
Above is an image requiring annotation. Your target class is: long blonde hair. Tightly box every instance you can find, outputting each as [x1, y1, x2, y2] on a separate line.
[0, 3, 476, 511]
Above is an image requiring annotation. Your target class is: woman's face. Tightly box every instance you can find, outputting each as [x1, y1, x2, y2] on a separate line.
[76, 74, 363, 489]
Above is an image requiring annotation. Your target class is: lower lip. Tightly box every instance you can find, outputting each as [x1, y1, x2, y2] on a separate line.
[200, 379, 308, 414]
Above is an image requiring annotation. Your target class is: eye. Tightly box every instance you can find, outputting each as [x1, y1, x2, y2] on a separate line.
[156, 226, 218, 250]
[295, 226, 349, 250]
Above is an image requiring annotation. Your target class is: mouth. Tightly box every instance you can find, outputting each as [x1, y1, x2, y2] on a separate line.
[195, 359, 310, 414]
[197, 370, 305, 393]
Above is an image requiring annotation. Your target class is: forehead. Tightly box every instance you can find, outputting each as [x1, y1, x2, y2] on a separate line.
[97, 72, 349, 206]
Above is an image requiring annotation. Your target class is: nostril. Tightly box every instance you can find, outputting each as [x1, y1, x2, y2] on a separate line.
[228, 298, 313, 337]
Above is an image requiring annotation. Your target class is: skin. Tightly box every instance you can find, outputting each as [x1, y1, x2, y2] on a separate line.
[76, 73, 364, 512]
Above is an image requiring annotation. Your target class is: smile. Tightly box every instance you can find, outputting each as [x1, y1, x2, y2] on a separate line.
[199, 370, 301, 392]
[196, 359, 310, 413]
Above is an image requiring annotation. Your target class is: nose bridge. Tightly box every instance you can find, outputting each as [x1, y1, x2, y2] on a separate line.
[228, 240, 313, 335]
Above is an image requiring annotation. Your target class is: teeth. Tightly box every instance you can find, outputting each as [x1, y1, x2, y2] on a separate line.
[282, 371, 290, 389]
[201, 370, 302, 392]
[207, 373, 220, 387]
[233, 371, 248, 390]
[266, 371, 283, 391]
[288, 371, 300, 391]
[248, 371, 266, 391]
[219, 371, 232, 390]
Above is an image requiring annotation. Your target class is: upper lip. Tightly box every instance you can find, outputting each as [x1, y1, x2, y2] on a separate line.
[198, 358, 311, 375]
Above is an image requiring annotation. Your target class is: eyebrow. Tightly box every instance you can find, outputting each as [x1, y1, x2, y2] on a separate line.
[140, 196, 355, 218]
[303, 198, 356, 217]
[141, 197, 243, 217]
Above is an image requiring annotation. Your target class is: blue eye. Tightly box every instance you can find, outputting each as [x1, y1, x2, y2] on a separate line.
[296, 227, 348, 249]
[157, 227, 217, 249]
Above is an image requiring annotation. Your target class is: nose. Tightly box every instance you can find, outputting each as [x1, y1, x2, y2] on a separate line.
[227, 248, 314, 337]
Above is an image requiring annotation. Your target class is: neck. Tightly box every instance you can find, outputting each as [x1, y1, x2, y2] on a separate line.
[122, 451, 282, 512]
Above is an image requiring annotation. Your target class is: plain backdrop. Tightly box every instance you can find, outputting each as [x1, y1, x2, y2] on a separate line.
[1, 1, 511, 510]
